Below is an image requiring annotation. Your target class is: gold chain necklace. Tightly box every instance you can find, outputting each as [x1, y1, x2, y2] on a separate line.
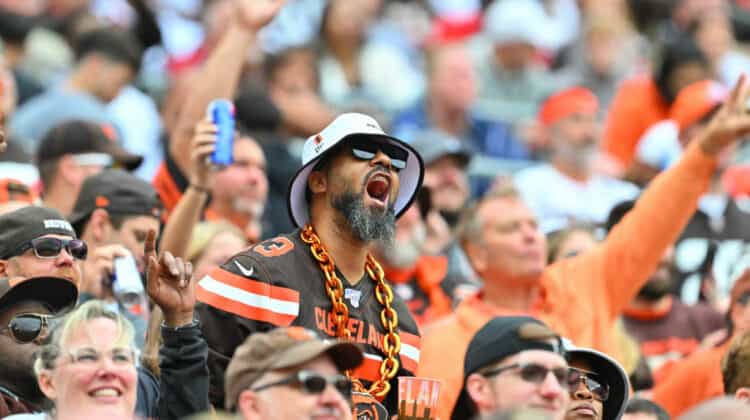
[300, 224, 401, 398]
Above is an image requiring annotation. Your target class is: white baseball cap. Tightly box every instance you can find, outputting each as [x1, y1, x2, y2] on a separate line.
[287, 113, 424, 228]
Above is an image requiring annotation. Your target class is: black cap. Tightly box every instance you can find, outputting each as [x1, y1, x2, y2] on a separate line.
[451, 316, 565, 420]
[410, 129, 472, 167]
[35, 120, 142, 171]
[68, 169, 162, 227]
[0, 276, 78, 314]
[0, 206, 77, 259]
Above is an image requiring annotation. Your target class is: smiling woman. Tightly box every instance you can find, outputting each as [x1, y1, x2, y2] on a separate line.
[5, 300, 138, 420]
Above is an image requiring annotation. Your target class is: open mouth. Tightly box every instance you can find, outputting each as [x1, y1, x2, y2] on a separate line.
[88, 387, 122, 399]
[365, 172, 391, 208]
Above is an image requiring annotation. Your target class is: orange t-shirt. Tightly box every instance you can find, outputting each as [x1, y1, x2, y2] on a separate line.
[602, 76, 670, 167]
[418, 142, 717, 420]
[651, 340, 731, 418]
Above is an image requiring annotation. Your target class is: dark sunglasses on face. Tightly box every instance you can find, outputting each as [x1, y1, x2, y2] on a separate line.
[252, 370, 353, 400]
[569, 369, 610, 401]
[14, 237, 88, 260]
[482, 363, 580, 390]
[348, 136, 408, 171]
[0, 313, 54, 343]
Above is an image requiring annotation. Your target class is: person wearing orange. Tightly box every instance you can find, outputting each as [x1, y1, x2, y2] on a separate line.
[651, 267, 750, 417]
[601, 36, 710, 170]
[418, 76, 750, 420]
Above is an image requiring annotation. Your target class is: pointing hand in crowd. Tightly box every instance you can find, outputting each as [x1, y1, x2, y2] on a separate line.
[699, 74, 750, 156]
[145, 229, 196, 328]
[235, 0, 287, 32]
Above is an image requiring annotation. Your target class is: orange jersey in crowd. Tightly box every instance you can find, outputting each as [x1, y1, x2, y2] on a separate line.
[651, 339, 731, 417]
[602, 76, 670, 167]
[418, 142, 717, 420]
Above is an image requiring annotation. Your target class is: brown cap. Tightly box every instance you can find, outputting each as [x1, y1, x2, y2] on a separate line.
[224, 327, 364, 410]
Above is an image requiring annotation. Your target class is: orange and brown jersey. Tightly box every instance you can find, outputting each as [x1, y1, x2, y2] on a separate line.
[195, 229, 421, 414]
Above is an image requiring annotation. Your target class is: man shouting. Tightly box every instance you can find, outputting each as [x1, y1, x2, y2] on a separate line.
[196, 113, 424, 415]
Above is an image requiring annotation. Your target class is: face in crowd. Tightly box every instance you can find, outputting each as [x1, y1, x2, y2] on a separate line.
[309, 136, 406, 245]
[237, 354, 353, 420]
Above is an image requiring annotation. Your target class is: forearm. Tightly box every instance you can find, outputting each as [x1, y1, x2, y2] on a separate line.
[170, 24, 256, 174]
[159, 186, 209, 259]
[158, 322, 210, 419]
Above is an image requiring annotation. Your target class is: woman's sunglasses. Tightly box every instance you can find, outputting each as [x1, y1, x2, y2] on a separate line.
[11, 237, 88, 260]
[569, 369, 610, 401]
[252, 370, 353, 399]
[0, 313, 54, 343]
[348, 137, 408, 171]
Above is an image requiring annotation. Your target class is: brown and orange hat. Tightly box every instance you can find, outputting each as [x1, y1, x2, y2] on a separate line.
[68, 169, 162, 230]
[224, 327, 363, 410]
[0, 276, 78, 314]
[538, 87, 598, 127]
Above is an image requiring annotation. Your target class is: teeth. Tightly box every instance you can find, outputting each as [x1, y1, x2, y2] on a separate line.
[91, 388, 119, 397]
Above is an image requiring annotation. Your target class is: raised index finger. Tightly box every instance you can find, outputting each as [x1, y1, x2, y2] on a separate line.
[144, 229, 157, 260]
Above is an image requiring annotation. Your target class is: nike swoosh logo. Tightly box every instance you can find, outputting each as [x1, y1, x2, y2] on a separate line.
[233, 260, 255, 277]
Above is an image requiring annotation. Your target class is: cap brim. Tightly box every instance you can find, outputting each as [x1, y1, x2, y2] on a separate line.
[271, 339, 364, 372]
[568, 348, 630, 420]
[101, 143, 143, 171]
[0, 276, 78, 313]
[287, 133, 424, 228]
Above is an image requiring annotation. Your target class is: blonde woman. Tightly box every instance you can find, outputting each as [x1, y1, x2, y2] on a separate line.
[7, 300, 139, 420]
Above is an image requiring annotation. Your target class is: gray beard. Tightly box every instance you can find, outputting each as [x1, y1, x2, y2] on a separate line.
[331, 190, 396, 247]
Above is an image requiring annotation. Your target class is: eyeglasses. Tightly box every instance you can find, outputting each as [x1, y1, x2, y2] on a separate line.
[0, 313, 54, 343]
[482, 363, 580, 390]
[252, 370, 353, 399]
[65, 347, 137, 366]
[569, 369, 610, 401]
[348, 136, 408, 171]
[13, 238, 88, 260]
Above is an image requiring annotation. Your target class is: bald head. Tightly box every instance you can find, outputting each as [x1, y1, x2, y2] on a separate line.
[677, 397, 749, 420]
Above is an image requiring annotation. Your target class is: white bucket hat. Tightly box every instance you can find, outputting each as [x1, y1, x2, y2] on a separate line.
[287, 113, 424, 228]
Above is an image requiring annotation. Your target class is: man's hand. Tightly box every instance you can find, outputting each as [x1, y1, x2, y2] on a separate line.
[699, 74, 750, 156]
[144, 230, 196, 328]
[190, 118, 218, 189]
[81, 245, 131, 299]
[235, 0, 287, 32]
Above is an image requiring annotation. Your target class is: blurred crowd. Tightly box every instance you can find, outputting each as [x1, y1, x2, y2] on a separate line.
[2, 0, 750, 419]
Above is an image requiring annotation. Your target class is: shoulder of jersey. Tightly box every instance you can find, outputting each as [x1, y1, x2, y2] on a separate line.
[229, 231, 309, 277]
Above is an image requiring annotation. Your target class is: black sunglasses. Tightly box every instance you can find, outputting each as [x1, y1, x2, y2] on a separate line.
[482, 363, 580, 390]
[13, 238, 88, 260]
[348, 136, 408, 171]
[0, 313, 54, 343]
[569, 369, 610, 401]
[252, 370, 352, 399]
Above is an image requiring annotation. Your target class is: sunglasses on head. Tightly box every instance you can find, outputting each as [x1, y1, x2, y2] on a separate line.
[252, 370, 353, 399]
[13, 238, 88, 260]
[569, 369, 610, 401]
[482, 363, 580, 390]
[0, 313, 53, 343]
[348, 136, 408, 171]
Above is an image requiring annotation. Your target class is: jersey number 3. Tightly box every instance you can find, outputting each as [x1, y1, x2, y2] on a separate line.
[253, 237, 295, 257]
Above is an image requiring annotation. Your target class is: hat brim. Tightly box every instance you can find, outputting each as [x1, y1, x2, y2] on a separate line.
[271, 339, 364, 372]
[287, 133, 424, 228]
[102, 142, 143, 171]
[568, 348, 630, 420]
[0, 276, 78, 314]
